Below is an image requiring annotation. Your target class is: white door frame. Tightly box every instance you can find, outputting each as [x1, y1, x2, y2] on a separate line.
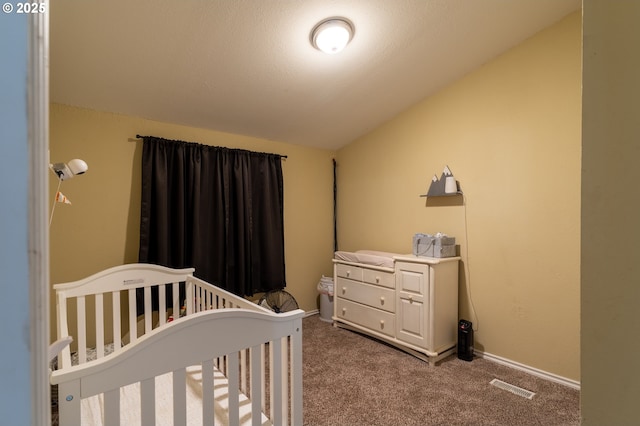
[28, 5, 50, 425]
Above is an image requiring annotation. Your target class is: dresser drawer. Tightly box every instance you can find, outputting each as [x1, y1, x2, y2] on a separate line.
[362, 269, 394, 288]
[336, 277, 395, 313]
[336, 298, 395, 337]
[335, 263, 363, 281]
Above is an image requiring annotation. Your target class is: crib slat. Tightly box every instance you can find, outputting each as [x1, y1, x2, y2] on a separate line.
[261, 344, 267, 414]
[104, 388, 120, 426]
[144, 286, 152, 333]
[270, 339, 283, 426]
[159, 284, 166, 325]
[202, 360, 215, 425]
[112, 291, 121, 350]
[77, 296, 87, 364]
[199, 286, 205, 311]
[240, 348, 247, 394]
[195, 285, 201, 312]
[201, 286, 206, 311]
[95, 293, 105, 358]
[228, 353, 240, 426]
[56, 292, 72, 368]
[174, 282, 181, 317]
[250, 345, 262, 426]
[173, 368, 187, 426]
[128, 288, 137, 343]
[205, 289, 212, 311]
[140, 377, 155, 425]
[281, 337, 290, 426]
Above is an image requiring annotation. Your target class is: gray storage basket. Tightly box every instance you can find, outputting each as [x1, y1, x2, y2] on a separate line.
[413, 233, 456, 258]
[413, 233, 434, 257]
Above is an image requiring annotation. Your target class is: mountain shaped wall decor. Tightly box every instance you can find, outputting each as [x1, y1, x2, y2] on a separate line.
[423, 165, 461, 196]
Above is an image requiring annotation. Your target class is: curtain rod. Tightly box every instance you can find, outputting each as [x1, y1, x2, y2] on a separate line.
[133, 135, 288, 159]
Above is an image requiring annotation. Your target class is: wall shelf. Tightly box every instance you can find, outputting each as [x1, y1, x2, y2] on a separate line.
[420, 192, 462, 197]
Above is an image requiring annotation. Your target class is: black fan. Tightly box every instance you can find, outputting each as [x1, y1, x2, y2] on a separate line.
[258, 289, 299, 313]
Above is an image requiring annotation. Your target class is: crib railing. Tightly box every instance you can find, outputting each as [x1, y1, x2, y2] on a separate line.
[188, 275, 303, 424]
[188, 275, 271, 313]
[54, 264, 195, 368]
[52, 309, 303, 425]
[53, 263, 303, 425]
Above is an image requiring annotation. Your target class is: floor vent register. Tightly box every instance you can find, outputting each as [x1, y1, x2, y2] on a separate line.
[490, 379, 536, 399]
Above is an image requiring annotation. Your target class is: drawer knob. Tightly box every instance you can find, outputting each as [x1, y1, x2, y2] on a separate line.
[380, 296, 385, 305]
[342, 307, 347, 315]
[346, 270, 350, 277]
[375, 276, 380, 283]
[342, 286, 347, 294]
[380, 320, 385, 328]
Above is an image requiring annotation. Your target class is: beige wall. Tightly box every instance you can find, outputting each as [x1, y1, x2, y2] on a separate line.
[336, 12, 581, 380]
[49, 104, 336, 337]
[581, 1, 640, 424]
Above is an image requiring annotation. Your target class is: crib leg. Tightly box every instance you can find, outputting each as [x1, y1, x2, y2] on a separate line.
[290, 318, 303, 426]
[57, 381, 81, 426]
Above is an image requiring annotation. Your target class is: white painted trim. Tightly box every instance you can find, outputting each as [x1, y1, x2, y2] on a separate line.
[305, 309, 320, 318]
[475, 350, 580, 390]
[28, 4, 50, 425]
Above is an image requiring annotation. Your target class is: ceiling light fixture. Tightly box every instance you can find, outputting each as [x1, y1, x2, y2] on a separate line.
[311, 17, 354, 54]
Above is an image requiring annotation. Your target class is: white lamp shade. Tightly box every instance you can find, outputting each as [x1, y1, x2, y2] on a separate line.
[67, 158, 88, 176]
[51, 158, 88, 180]
[312, 18, 354, 54]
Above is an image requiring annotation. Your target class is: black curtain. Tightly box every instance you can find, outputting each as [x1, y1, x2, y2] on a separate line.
[138, 136, 286, 297]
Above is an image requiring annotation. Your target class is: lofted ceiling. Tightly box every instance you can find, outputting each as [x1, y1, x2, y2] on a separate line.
[50, 0, 581, 150]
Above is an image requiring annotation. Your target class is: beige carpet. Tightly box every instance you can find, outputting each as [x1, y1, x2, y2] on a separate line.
[302, 315, 579, 426]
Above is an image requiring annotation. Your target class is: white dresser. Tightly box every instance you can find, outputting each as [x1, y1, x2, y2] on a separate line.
[333, 254, 459, 365]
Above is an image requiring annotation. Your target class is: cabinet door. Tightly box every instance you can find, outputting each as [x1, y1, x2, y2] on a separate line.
[395, 262, 429, 348]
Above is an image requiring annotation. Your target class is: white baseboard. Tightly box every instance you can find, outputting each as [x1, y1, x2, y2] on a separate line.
[475, 350, 580, 390]
[304, 309, 319, 318]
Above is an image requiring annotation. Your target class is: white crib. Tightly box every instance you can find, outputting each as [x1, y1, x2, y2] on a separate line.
[49, 263, 304, 425]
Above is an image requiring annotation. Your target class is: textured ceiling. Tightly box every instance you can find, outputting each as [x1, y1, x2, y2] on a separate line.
[50, 0, 581, 150]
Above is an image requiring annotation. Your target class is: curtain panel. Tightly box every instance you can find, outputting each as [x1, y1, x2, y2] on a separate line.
[138, 136, 286, 297]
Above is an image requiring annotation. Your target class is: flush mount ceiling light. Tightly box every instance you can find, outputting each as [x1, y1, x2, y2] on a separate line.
[311, 17, 354, 54]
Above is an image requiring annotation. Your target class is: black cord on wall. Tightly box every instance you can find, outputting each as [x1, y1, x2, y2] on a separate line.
[333, 158, 338, 252]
